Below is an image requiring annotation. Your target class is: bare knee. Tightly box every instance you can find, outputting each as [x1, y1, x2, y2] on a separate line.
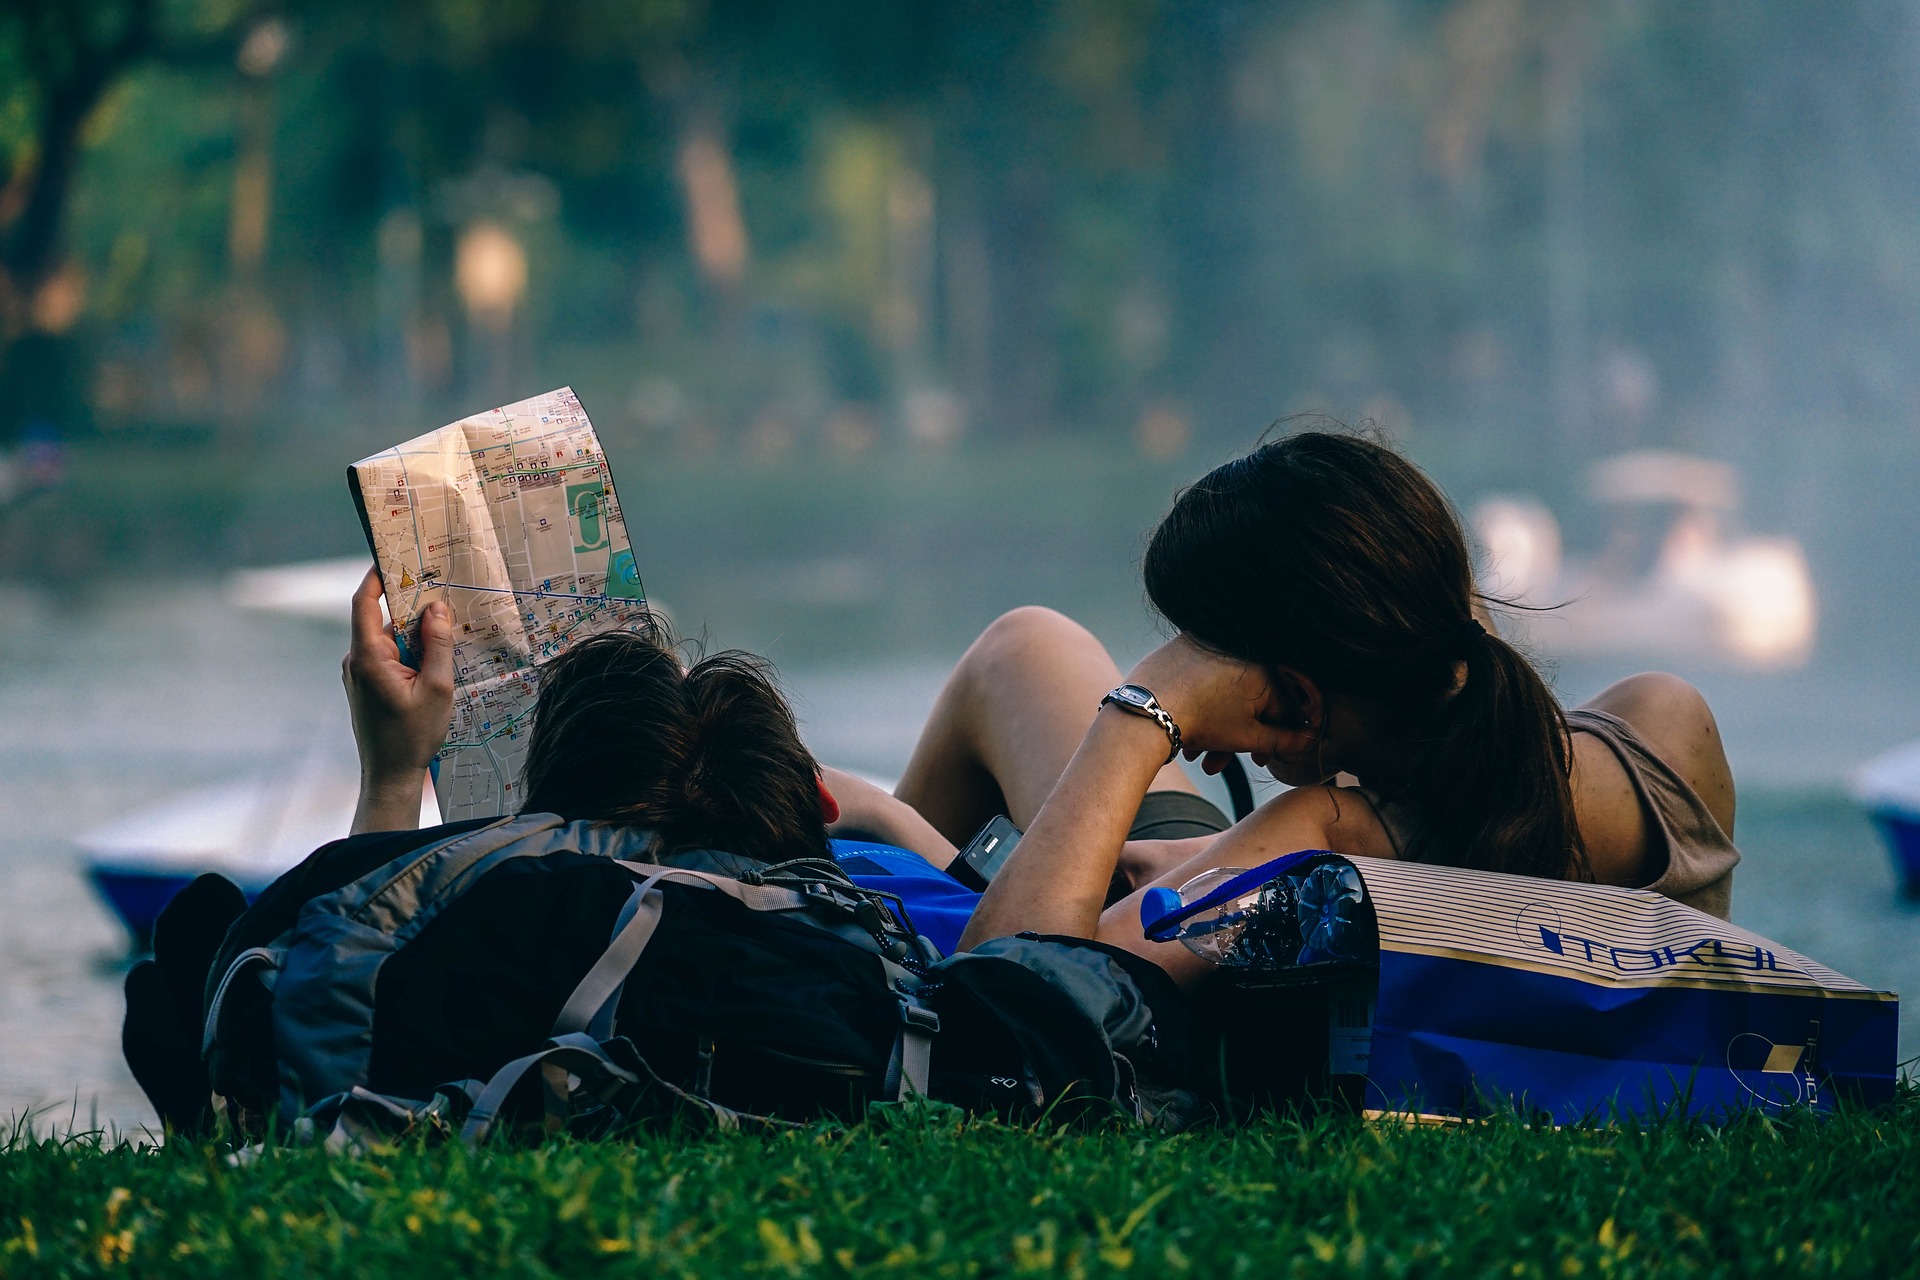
[963, 606, 1110, 681]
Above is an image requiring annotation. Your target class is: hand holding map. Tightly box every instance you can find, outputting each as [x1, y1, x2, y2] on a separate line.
[349, 386, 650, 821]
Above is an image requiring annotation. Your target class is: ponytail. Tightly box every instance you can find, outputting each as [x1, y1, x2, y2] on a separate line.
[1396, 629, 1588, 881]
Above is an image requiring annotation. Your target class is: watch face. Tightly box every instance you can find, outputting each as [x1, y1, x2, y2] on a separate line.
[1112, 685, 1154, 709]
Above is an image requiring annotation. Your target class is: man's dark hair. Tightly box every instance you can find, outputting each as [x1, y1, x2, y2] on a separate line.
[518, 622, 829, 864]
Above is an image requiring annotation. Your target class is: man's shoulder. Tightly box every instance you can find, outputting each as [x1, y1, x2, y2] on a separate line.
[226, 819, 498, 954]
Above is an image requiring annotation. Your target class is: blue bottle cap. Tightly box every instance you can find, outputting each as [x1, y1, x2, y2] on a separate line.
[1141, 885, 1184, 940]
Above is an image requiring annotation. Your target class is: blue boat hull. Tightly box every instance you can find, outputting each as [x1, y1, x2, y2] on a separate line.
[88, 866, 266, 951]
[1868, 809, 1920, 898]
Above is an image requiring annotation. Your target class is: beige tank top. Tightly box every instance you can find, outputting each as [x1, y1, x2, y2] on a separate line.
[1354, 707, 1739, 920]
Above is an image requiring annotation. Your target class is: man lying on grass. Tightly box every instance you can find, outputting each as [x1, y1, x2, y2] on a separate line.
[122, 576, 1204, 1133]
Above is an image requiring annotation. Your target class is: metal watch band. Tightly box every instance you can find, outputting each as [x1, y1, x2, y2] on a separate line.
[1100, 684, 1182, 764]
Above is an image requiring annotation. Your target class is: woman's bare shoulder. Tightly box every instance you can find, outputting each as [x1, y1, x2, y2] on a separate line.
[1573, 672, 1736, 877]
[1579, 673, 1716, 755]
[1240, 782, 1401, 862]
[1567, 730, 1650, 885]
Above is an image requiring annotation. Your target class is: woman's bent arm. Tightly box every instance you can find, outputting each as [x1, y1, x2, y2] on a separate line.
[958, 632, 1300, 950]
[1093, 785, 1347, 987]
[958, 705, 1172, 947]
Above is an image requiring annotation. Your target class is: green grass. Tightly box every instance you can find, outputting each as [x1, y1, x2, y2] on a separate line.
[5, 1095, 1918, 1278]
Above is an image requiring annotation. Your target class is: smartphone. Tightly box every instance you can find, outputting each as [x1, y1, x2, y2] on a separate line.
[947, 814, 1023, 892]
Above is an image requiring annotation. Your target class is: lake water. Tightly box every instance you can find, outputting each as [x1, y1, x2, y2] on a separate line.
[1, 579, 1914, 1137]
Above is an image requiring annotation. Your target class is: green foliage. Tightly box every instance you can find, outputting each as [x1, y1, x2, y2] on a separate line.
[12, 0, 1920, 468]
[4, 1095, 1919, 1277]
[66, 68, 238, 323]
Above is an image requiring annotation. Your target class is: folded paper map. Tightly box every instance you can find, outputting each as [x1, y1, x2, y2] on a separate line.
[349, 387, 650, 821]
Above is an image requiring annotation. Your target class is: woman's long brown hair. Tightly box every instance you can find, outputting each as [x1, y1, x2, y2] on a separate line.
[1143, 430, 1587, 881]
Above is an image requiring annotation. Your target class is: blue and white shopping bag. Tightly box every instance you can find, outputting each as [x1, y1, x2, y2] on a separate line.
[1144, 852, 1897, 1123]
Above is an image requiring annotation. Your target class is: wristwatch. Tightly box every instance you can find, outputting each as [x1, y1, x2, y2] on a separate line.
[1100, 683, 1182, 763]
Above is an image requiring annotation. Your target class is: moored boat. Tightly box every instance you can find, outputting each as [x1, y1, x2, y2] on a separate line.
[80, 766, 439, 949]
[1852, 739, 1920, 898]
[1472, 451, 1817, 669]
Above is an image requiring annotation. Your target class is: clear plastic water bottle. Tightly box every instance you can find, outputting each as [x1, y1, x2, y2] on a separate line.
[1143, 858, 1368, 970]
[1154, 867, 1300, 968]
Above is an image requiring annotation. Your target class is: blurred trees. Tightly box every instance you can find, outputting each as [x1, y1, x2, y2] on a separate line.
[0, 0, 244, 433]
[6, 0, 1920, 478]
[0, 0, 154, 314]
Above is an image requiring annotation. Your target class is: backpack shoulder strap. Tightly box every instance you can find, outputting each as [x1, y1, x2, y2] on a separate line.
[611, 860, 814, 911]
[325, 813, 566, 939]
[550, 866, 809, 1039]
[879, 955, 939, 1099]
[456, 1032, 776, 1145]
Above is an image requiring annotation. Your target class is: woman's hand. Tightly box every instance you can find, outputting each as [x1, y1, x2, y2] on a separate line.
[343, 566, 454, 832]
[1123, 634, 1291, 763]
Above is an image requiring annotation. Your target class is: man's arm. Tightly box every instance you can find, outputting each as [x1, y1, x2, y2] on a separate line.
[819, 765, 959, 868]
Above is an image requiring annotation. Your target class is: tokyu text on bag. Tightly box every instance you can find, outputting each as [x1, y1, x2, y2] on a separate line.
[1145, 851, 1897, 1124]
[201, 815, 1193, 1146]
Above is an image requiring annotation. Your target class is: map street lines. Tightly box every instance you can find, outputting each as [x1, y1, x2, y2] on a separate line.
[350, 386, 649, 820]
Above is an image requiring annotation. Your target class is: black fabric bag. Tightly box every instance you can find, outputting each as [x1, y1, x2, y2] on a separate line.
[134, 815, 1198, 1145]
[932, 933, 1198, 1128]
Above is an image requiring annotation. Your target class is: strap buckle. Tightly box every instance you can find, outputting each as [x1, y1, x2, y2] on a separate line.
[900, 1000, 941, 1035]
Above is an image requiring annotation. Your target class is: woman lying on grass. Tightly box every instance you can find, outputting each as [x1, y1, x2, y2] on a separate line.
[951, 431, 1740, 986]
